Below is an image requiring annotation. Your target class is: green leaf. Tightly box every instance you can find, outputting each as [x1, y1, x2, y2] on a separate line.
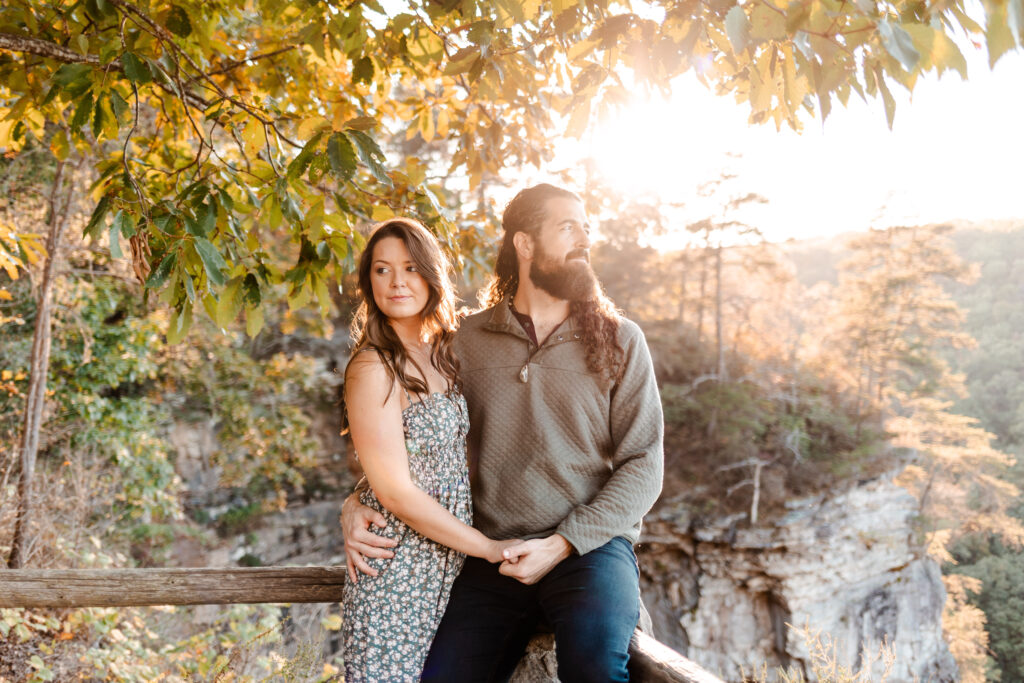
[1009, 0, 1024, 43]
[84, 196, 111, 240]
[347, 130, 391, 186]
[109, 210, 134, 258]
[70, 92, 94, 132]
[242, 273, 261, 306]
[327, 132, 358, 181]
[184, 216, 207, 238]
[193, 238, 228, 286]
[53, 63, 92, 88]
[353, 56, 375, 84]
[726, 6, 751, 53]
[166, 5, 193, 37]
[201, 201, 217, 236]
[109, 222, 123, 258]
[877, 20, 920, 71]
[146, 251, 177, 290]
[444, 46, 481, 75]
[121, 52, 153, 84]
[287, 132, 324, 180]
[167, 304, 193, 344]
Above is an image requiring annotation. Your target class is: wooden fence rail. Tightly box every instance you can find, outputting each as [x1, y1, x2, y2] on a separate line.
[0, 567, 723, 683]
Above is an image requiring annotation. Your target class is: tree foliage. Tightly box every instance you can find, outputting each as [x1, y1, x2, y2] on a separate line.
[1, 0, 1021, 339]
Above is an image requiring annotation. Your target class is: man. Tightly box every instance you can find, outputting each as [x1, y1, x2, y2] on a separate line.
[341, 183, 664, 681]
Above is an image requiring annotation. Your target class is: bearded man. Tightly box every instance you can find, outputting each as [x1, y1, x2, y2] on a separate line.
[341, 183, 664, 682]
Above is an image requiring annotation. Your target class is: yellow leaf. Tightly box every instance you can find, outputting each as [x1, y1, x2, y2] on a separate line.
[750, 4, 787, 40]
[320, 614, 342, 631]
[0, 116, 20, 152]
[0, 289, 12, 300]
[1, 370, 12, 380]
[419, 110, 435, 142]
[50, 129, 70, 161]
[568, 38, 599, 63]
[564, 99, 591, 139]
[314, 275, 330, 317]
[245, 305, 264, 338]
[931, 31, 968, 78]
[436, 109, 450, 138]
[242, 118, 265, 157]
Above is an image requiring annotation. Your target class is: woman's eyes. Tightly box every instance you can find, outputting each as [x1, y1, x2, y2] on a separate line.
[374, 265, 418, 274]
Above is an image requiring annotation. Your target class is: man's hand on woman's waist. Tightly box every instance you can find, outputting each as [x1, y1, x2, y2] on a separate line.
[340, 494, 398, 582]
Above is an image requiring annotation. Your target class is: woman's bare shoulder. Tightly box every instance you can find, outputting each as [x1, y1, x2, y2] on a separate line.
[345, 349, 396, 399]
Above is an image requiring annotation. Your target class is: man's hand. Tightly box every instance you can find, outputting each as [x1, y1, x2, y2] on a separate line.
[498, 534, 572, 585]
[340, 494, 398, 582]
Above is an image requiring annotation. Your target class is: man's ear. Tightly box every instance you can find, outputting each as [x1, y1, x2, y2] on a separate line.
[512, 231, 534, 261]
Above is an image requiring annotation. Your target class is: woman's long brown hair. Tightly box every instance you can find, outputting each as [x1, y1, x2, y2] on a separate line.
[348, 218, 460, 406]
[480, 184, 624, 382]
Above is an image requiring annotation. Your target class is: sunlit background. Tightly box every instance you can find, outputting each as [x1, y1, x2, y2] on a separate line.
[516, 46, 1024, 245]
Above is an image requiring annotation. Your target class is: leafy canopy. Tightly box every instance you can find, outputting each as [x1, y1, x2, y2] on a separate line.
[0, 0, 1020, 338]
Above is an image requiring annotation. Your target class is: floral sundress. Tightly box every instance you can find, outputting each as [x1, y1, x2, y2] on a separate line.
[342, 390, 472, 682]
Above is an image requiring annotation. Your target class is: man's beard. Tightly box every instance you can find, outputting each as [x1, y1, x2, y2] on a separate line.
[528, 246, 599, 302]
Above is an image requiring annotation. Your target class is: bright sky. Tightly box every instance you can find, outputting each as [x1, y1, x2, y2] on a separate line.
[534, 46, 1024, 244]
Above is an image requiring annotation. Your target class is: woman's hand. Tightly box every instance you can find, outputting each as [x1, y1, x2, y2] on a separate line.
[483, 538, 524, 564]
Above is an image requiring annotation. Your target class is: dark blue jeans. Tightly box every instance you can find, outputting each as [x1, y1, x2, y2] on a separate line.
[420, 536, 640, 682]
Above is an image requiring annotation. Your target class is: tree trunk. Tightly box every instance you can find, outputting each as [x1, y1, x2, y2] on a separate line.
[696, 248, 707, 345]
[8, 160, 72, 569]
[715, 244, 726, 381]
[677, 251, 687, 330]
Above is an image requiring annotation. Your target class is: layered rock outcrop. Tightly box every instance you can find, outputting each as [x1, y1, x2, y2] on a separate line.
[638, 473, 957, 682]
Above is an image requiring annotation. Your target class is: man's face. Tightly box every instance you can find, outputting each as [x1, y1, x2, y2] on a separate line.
[528, 196, 597, 302]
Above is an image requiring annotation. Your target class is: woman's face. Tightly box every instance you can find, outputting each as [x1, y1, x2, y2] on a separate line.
[369, 236, 430, 326]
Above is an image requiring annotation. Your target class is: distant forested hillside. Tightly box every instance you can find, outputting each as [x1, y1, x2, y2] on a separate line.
[785, 221, 1024, 681]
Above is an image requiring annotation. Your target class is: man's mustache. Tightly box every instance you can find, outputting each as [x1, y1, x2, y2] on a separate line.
[566, 249, 590, 263]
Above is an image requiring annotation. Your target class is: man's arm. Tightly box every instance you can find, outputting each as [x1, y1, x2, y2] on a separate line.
[554, 321, 664, 556]
[340, 492, 397, 582]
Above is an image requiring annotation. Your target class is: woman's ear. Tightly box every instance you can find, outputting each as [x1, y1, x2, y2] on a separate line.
[512, 231, 534, 262]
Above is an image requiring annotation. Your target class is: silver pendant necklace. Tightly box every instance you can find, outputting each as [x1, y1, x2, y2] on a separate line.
[519, 363, 529, 383]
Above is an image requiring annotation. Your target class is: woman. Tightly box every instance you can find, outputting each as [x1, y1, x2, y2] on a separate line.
[341, 218, 517, 681]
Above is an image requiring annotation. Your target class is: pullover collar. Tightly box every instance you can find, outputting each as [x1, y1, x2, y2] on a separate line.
[482, 300, 581, 348]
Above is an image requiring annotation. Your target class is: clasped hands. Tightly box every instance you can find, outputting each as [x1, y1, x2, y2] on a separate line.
[340, 496, 571, 585]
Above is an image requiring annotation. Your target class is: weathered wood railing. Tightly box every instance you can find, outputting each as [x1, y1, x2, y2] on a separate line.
[0, 567, 723, 683]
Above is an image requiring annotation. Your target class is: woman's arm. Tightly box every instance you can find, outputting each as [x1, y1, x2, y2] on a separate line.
[345, 354, 512, 563]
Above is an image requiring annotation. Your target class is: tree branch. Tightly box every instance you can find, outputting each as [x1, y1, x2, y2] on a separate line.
[0, 31, 107, 66]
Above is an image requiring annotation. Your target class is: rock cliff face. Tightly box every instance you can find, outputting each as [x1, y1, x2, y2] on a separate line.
[637, 474, 957, 682]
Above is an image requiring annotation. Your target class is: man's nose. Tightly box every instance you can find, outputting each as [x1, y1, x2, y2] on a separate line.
[577, 228, 591, 249]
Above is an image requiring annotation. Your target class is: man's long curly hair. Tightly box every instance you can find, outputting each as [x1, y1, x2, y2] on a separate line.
[480, 184, 624, 381]
[349, 217, 461, 403]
